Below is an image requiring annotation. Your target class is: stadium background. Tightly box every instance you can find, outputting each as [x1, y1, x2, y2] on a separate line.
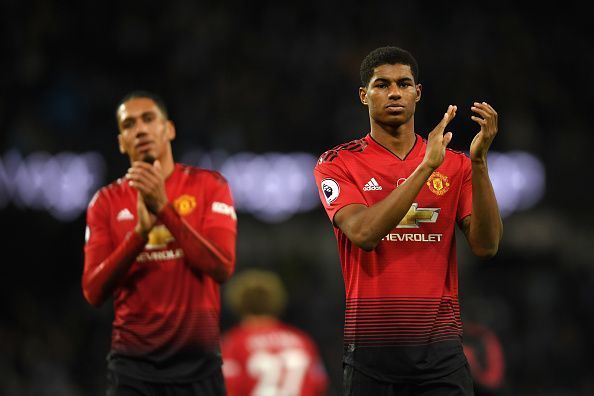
[1, 1, 592, 395]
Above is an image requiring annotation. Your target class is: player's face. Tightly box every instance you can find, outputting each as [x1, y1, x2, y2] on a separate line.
[360, 63, 421, 127]
[116, 97, 175, 163]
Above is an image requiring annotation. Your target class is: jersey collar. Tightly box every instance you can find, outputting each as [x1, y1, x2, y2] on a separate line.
[365, 133, 423, 161]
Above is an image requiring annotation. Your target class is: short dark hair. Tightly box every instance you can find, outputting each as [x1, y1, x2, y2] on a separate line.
[360, 46, 419, 87]
[115, 90, 169, 120]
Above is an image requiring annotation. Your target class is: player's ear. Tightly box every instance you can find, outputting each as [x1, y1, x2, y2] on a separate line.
[359, 86, 368, 106]
[166, 120, 176, 141]
[117, 133, 126, 154]
[415, 83, 422, 103]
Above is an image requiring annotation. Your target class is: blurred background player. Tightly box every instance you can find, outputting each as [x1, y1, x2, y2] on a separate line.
[221, 269, 329, 396]
[463, 321, 506, 396]
[82, 91, 237, 395]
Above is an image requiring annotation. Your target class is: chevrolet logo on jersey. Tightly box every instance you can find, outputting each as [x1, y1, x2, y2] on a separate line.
[397, 203, 440, 228]
[146, 225, 175, 249]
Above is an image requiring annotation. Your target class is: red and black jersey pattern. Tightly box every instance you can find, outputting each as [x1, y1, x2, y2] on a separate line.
[314, 133, 473, 381]
[344, 296, 462, 347]
[111, 308, 221, 357]
[84, 163, 237, 382]
[317, 138, 368, 164]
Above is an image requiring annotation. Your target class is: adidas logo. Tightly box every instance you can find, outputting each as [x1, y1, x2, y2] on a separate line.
[117, 208, 134, 221]
[363, 178, 383, 191]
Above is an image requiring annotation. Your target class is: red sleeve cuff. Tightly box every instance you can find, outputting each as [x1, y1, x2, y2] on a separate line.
[125, 229, 148, 251]
[157, 203, 180, 228]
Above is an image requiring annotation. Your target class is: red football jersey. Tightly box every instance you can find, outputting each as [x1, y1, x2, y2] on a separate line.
[221, 320, 328, 396]
[83, 163, 237, 381]
[313, 134, 472, 381]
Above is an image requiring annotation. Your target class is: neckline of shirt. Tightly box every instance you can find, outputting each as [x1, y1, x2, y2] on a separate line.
[365, 133, 423, 161]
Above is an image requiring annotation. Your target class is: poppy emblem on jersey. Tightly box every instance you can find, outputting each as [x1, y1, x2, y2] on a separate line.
[427, 172, 450, 196]
[173, 194, 196, 216]
[321, 178, 340, 205]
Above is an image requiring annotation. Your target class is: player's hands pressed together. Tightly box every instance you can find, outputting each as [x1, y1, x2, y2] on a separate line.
[469, 102, 498, 163]
[134, 193, 156, 238]
[423, 105, 457, 170]
[126, 160, 169, 215]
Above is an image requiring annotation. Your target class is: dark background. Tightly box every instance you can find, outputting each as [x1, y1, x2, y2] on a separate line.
[1, 1, 593, 395]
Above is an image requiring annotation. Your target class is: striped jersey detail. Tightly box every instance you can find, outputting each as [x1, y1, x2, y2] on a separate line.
[318, 138, 368, 164]
[112, 308, 220, 355]
[344, 297, 462, 347]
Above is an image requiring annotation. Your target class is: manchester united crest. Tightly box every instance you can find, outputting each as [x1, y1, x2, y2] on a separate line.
[173, 194, 196, 216]
[427, 172, 450, 196]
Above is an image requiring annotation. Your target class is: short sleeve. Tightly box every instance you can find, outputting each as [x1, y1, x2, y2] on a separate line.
[313, 156, 367, 225]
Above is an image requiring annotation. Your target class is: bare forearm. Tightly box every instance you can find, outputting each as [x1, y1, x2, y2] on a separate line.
[82, 231, 147, 307]
[338, 106, 458, 251]
[469, 160, 503, 257]
[339, 163, 434, 251]
[158, 204, 235, 283]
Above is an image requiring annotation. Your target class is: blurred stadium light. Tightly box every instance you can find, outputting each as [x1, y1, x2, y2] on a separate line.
[0, 149, 105, 221]
[181, 149, 321, 222]
[0, 149, 545, 222]
[488, 151, 546, 218]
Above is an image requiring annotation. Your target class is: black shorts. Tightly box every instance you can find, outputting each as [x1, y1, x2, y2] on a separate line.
[343, 363, 474, 396]
[106, 368, 226, 396]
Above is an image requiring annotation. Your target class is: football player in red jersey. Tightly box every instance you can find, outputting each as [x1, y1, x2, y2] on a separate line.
[314, 47, 503, 395]
[82, 91, 237, 395]
[221, 269, 329, 396]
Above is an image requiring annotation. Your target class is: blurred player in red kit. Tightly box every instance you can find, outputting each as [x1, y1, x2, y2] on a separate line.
[221, 269, 329, 396]
[463, 321, 506, 395]
[82, 91, 237, 395]
[313, 46, 503, 395]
